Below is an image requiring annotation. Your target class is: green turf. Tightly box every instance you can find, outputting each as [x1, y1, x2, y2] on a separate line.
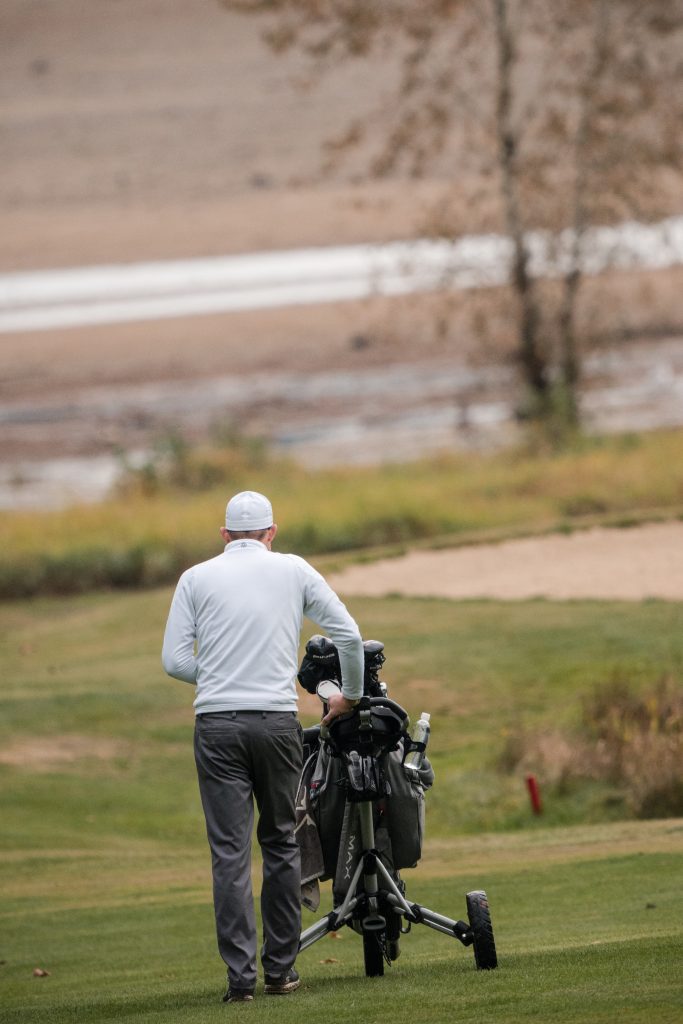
[1, 590, 682, 1021]
[2, 836, 681, 1023]
[2, 591, 683, 849]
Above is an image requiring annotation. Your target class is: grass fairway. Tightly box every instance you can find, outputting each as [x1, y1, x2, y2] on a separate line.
[1, 588, 682, 1022]
[2, 824, 681, 1024]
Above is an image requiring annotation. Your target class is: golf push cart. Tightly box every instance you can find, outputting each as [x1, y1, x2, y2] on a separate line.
[295, 636, 498, 977]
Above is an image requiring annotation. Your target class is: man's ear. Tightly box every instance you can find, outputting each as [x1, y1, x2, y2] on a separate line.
[220, 527, 231, 543]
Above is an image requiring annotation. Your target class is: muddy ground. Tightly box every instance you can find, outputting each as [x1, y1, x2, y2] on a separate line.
[2, 0, 683, 503]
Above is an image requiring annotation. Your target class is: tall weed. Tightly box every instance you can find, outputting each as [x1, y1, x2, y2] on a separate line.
[498, 677, 683, 818]
[3, 427, 683, 599]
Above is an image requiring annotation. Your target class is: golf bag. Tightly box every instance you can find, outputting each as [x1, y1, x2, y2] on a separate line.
[295, 637, 433, 906]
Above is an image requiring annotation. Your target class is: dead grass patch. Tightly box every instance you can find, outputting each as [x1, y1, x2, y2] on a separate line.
[0, 734, 129, 771]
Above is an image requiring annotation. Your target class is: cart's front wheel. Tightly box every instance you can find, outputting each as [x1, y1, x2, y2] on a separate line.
[362, 928, 385, 977]
[466, 890, 498, 970]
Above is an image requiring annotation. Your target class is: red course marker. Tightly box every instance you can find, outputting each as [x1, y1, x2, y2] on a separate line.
[526, 774, 543, 815]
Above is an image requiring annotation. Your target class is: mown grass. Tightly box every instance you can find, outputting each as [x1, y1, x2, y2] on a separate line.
[1, 590, 682, 1021]
[2, 838, 681, 1024]
[3, 591, 683, 841]
[2, 428, 683, 598]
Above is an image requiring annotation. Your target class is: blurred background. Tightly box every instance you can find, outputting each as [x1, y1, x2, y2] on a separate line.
[2, 0, 682, 514]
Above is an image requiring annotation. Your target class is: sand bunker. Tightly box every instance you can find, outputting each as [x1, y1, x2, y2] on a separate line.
[328, 521, 683, 601]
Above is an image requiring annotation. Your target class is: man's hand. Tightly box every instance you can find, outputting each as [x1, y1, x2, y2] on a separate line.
[321, 692, 359, 726]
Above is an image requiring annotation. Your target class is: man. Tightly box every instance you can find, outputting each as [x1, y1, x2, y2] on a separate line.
[162, 490, 364, 1003]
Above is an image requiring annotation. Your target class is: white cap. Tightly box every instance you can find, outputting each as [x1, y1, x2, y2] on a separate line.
[225, 491, 273, 531]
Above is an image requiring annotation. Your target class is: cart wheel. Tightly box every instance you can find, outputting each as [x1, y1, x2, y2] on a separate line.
[362, 929, 385, 977]
[466, 890, 498, 970]
[385, 908, 401, 961]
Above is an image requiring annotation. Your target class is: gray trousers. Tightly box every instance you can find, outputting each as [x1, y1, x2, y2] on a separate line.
[194, 711, 303, 990]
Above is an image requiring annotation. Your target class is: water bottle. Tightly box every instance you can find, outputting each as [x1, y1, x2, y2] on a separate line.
[404, 712, 431, 772]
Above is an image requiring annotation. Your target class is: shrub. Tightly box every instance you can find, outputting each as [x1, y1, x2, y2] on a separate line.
[498, 676, 683, 819]
[116, 428, 272, 497]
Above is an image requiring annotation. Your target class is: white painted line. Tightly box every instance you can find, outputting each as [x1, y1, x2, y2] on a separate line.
[1, 216, 682, 333]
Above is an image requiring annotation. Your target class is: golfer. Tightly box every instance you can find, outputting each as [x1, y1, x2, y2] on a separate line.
[162, 490, 364, 1002]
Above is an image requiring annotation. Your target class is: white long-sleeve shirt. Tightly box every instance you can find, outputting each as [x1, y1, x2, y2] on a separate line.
[162, 539, 364, 714]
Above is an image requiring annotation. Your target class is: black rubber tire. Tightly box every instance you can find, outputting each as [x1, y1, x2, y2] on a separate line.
[385, 904, 401, 961]
[362, 929, 385, 977]
[466, 890, 498, 970]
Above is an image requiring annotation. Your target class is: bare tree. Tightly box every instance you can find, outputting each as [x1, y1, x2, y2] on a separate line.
[522, 0, 683, 429]
[220, 0, 683, 434]
[492, 0, 547, 414]
[554, 0, 609, 426]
